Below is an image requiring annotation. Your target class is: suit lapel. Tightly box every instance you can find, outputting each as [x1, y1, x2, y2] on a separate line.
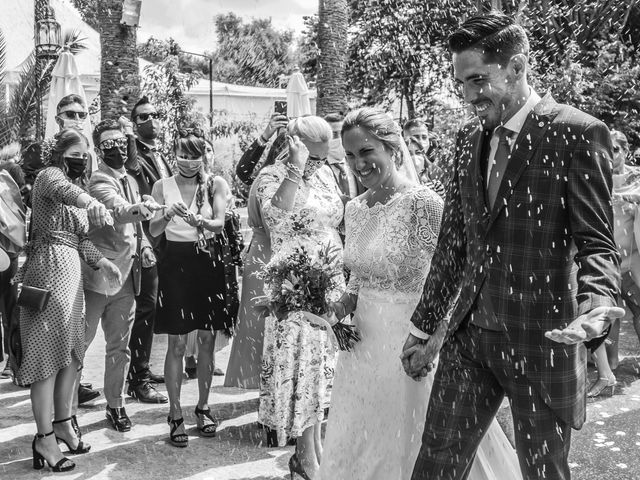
[487, 94, 560, 230]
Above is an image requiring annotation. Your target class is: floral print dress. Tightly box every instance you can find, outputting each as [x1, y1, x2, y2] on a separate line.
[257, 162, 344, 445]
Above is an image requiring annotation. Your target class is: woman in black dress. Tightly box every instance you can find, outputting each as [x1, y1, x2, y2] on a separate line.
[149, 130, 232, 447]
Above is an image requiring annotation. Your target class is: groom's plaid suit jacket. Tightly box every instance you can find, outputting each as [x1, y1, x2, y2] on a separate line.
[411, 93, 621, 429]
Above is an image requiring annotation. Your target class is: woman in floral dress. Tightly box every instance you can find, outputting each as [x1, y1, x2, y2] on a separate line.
[17, 129, 120, 472]
[257, 116, 344, 479]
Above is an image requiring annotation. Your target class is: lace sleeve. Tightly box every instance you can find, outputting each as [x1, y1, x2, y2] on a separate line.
[411, 187, 444, 256]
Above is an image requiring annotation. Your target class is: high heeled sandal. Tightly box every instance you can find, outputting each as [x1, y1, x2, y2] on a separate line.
[52, 417, 91, 454]
[587, 377, 617, 397]
[32, 431, 75, 472]
[288, 454, 312, 480]
[194, 406, 218, 437]
[167, 416, 189, 448]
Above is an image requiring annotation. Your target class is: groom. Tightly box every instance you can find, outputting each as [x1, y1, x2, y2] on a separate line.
[402, 12, 623, 480]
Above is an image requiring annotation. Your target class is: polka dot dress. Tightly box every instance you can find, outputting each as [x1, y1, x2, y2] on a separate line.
[16, 168, 102, 386]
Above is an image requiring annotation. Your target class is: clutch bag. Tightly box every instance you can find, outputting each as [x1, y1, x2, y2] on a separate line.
[17, 285, 51, 312]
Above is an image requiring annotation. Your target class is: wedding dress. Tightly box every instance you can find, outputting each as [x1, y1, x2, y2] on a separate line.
[318, 185, 522, 480]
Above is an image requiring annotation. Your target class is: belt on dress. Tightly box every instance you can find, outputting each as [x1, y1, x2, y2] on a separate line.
[27, 230, 80, 253]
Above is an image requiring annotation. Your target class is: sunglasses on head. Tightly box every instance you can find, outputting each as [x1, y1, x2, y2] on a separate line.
[99, 137, 128, 151]
[178, 127, 205, 139]
[59, 110, 88, 120]
[136, 112, 160, 122]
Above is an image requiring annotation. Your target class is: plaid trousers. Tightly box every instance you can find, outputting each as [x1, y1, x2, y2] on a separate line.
[411, 322, 572, 480]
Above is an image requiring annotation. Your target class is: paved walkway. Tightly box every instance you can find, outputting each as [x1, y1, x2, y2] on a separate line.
[1, 313, 639, 479]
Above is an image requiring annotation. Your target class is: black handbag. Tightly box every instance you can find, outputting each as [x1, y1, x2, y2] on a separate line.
[17, 284, 51, 312]
[224, 211, 244, 267]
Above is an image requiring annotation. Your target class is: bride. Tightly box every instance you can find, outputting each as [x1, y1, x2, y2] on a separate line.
[317, 108, 522, 480]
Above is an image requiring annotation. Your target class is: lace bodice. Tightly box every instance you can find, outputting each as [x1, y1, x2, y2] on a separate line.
[344, 186, 443, 297]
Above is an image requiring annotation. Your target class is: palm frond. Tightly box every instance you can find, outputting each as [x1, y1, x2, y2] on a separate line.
[62, 28, 89, 55]
[0, 53, 55, 145]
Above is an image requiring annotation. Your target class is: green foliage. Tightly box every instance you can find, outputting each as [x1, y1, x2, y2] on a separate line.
[210, 13, 295, 87]
[140, 55, 200, 157]
[68, 0, 99, 29]
[295, 15, 320, 84]
[138, 37, 210, 76]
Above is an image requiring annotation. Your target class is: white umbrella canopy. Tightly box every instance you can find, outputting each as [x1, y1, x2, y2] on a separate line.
[45, 47, 96, 170]
[286, 69, 311, 118]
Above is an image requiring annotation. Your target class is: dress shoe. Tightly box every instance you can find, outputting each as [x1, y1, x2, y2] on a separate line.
[213, 367, 225, 376]
[148, 371, 165, 384]
[105, 406, 132, 432]
[78, 384, 100, 405]
[127, 382, 168, 403]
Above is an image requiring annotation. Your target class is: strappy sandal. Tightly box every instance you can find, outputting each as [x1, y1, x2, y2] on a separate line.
[52, 417, 90, 454]
[167, 416, 189, 448]
[32, 431, 75, 472]
[194, 406, 218, 437]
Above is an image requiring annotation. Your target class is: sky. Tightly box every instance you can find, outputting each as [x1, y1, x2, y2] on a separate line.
[137, 0, 317, 53]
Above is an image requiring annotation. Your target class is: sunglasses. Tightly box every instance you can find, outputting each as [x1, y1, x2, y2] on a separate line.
[135, 112, 160, 122]
[99, 137, 128, 151]
[59, 110, 88, 120]
[178, 127, 205, 139]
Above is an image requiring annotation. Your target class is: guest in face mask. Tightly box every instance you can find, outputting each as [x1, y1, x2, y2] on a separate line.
[323, 113, 365, 201]
[55, 95, 89, 133]
[148, 129, 233, 448]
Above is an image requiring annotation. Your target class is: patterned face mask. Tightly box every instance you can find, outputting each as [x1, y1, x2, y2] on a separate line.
[303, 156, 326, 179]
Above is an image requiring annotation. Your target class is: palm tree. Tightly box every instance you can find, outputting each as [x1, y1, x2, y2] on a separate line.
[316, 0, 349, 117]
[0, 30, 87, 147]
[95, 0, 140, 118]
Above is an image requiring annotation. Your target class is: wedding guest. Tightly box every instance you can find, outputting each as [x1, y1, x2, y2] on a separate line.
[0, 165, 25, 379]
[324, 113, 364, 200]
[224, 140, 283, 387]
[257, 116, 344, 478]
[149, 129, 232, 448]
[224, 133, 289, 390]
[407, 136, 446, 197]
[235, 113, 288, 186]
[16, 129, 119, 472]
[83, 120, 165, 434]
[589, 129, 640, 396]
[123, 96, 172, 403]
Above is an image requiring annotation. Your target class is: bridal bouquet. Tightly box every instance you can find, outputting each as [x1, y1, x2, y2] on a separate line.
[257, 244, 360, 351]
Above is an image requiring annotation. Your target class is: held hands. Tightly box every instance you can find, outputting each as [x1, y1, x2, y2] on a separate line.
[183, 211, 203, 228]
[544, 306, 626, 344]
[263, 114, 288, 139]
[87, 200, 113, 228]
[97, 258, 122, 289]
[141, 195, 165, 212]
[400, 333, 438, 381]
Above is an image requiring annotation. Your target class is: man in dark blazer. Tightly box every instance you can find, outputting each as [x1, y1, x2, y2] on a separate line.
[401, 12, 624, 480]
[122, 96, 172, 403]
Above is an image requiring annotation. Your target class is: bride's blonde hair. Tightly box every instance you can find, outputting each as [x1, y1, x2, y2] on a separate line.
[341, 108, 403, 166]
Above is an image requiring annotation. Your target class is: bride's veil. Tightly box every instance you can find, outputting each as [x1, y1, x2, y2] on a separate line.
[395, 125, 420, 185]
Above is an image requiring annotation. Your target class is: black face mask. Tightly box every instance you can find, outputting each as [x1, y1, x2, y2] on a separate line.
[102, 147, 126, 170]
[64, 156, 87, 179]
[137, 119, 161, 140]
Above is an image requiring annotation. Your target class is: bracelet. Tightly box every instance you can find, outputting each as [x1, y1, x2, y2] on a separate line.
[284, 176, 300, 186]
[163, 212, 174, 221]
[260, 134, 270, 144]
[286, 164, 303, 178]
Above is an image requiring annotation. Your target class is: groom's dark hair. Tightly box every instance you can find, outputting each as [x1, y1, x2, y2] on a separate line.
[448, 11, 529, 67]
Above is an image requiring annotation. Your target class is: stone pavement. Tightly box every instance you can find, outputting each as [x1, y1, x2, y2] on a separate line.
[1, 315, 639, 479]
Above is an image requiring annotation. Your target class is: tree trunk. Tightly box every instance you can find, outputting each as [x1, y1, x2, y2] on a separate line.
[96, 1, 139, 119]
[316, 0, 348, 117]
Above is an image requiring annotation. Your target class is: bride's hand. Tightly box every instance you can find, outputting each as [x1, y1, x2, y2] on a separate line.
[401, 333, 439, 381]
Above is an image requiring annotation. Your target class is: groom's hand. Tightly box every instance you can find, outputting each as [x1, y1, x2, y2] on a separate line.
[401, 333, 437, 381]
[544, 306, 626, 345]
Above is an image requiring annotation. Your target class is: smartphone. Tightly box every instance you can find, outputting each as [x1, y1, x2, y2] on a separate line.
[274, 100, 287, 115]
